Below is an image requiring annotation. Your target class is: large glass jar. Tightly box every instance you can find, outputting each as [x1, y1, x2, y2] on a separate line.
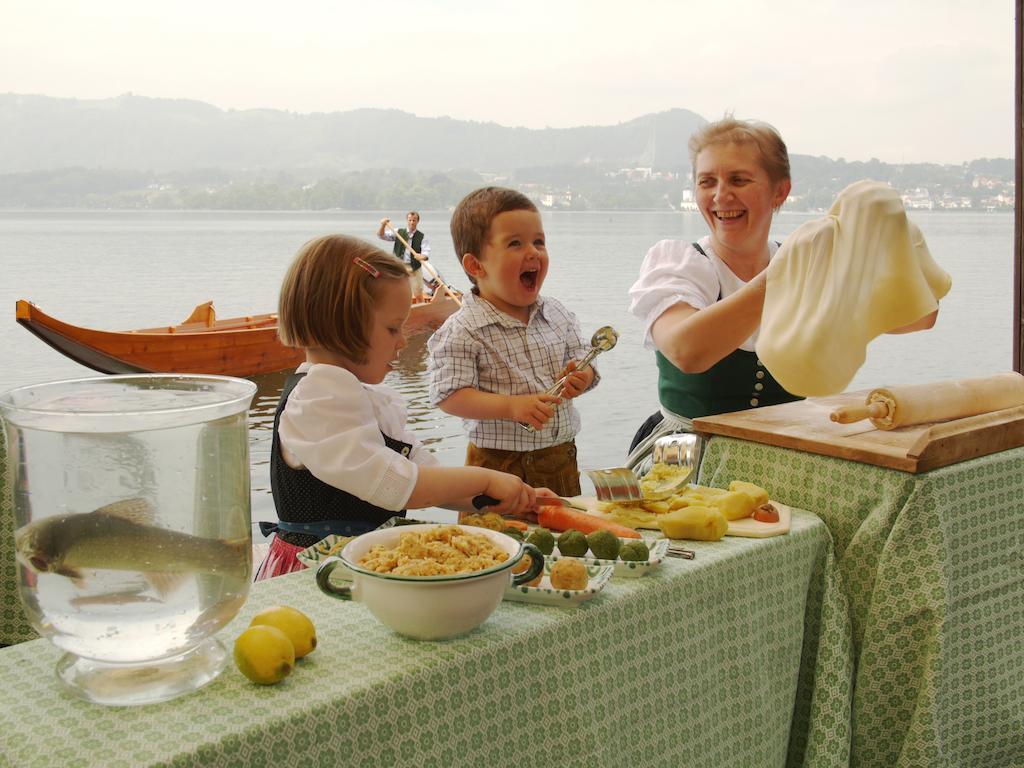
[0, 374, 257, 706]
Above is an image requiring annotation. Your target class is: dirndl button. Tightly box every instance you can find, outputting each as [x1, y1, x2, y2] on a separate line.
[754, 382, 764, 392]
[750, 398, 759, 407]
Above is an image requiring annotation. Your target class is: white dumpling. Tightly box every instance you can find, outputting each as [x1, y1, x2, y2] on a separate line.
[756, 181, 952, 397]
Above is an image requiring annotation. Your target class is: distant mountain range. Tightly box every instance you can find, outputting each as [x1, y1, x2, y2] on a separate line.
[0, 93, 1013, 211]
[0, 93, 703, 174]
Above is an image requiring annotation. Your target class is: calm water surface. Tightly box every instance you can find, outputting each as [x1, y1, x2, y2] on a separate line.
[0, 209, 1014, 527]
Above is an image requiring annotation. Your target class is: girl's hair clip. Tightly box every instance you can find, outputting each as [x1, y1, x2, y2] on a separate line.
[353, 256, 380, 278]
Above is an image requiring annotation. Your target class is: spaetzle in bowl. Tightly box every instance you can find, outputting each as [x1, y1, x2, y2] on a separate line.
[315, 524, 544, 640]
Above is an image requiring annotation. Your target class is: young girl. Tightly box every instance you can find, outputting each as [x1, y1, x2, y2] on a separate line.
[256, 234, 541, 580]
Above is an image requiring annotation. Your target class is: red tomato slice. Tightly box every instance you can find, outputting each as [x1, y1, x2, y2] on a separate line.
[752, 504, 780, 524]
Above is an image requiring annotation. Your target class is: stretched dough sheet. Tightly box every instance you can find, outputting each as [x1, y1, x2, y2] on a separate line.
[757, 181, 952, 397]
[868, 372, 1024, 429]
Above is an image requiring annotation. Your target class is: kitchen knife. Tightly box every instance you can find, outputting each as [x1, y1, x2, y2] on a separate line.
[471, 494, 589, 512]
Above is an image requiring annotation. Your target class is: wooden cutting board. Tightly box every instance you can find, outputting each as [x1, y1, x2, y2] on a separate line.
[568, 496, 792, 538]
[692, 393, 1024, 473]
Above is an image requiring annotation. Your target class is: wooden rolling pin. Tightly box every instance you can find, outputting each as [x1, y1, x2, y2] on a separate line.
[830, 372, 1024, 430]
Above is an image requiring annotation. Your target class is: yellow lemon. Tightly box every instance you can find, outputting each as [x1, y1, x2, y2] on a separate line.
[249, 605, 317, 659]
[233, 625, 295, 685]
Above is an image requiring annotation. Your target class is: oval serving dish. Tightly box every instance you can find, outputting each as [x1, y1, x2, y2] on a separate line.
[503, 562, 614, 607]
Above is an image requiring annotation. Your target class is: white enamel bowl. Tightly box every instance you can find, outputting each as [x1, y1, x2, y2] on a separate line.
[315, 523, 544, 640]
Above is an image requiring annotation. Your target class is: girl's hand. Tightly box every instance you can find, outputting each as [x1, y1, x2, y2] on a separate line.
[530, 487, 560, 516]
[481, 472, 537, 518]
[497, 486, 559, 524]
[509, 393, 560, 430]
[557, 361, 593, 399]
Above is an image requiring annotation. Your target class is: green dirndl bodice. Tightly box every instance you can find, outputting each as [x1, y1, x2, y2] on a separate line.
[656, 348, 801, 419]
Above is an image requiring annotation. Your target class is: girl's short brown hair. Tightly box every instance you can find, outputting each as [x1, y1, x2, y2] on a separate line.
[450, 187, 537, 292]
[688, 116, 791, 185]
[277, 234, 408, 362]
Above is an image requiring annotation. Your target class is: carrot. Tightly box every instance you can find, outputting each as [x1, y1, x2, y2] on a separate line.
[537, 505, 641, 539]
[502, 519, 530, 532]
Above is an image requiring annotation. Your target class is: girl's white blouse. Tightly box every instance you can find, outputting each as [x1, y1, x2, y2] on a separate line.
[277, 363, 439, 512]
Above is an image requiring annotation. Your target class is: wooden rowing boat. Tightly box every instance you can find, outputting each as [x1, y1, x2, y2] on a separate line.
[14, 295, 458, 378]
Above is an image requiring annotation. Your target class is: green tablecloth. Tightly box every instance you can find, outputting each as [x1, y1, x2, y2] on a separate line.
[0, 435, 35, 646]
[700, 437, 1024, 768]
[0, 511, 847, 768]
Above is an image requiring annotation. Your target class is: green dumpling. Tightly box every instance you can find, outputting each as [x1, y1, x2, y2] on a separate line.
[556, 529, 588, 557]
[526, 527, 555, 555]
[586, 530, 622, 560]
[619, 540, 650, 562]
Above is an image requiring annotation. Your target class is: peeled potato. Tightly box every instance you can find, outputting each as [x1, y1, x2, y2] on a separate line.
[600, 480, 769, 536]
[675, 488, 753, 521]
[705, 491, 756, 521]
[599, 504, 660, 530]
[639, 499, 672, 515]
[640, 463, 695, 496]
[667, 495, 691, 510]
[657, 506, 728, 541]
[729, 480, 770, 508]
[687, 485, 727, 497]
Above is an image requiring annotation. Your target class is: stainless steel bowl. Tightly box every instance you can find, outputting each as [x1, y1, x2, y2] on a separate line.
[652, 433, 702, 469]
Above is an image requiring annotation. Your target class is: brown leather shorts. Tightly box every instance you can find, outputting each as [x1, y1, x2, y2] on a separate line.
[465, 441, 581, 497]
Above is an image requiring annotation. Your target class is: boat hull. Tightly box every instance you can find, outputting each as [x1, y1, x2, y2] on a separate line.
[15, 298, 457, 378]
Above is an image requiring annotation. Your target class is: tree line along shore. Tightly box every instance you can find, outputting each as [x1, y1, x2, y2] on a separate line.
[0, 157, 1014, 213]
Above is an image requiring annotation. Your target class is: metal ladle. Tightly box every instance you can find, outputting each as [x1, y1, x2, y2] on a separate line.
[585, 433, 702, 505]
[584, 464, 695, 505]
[520, 325, 619, 432]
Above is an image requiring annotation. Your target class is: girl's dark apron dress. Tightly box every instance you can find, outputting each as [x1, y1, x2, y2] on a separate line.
[256, 372, 412, 580]
[629, 242, 802, 452]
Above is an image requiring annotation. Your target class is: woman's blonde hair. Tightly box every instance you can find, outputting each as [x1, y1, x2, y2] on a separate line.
[688, 116, 791, 184]
[277, 234, 408, 362]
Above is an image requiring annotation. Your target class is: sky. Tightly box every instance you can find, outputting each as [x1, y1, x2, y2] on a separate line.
[0, 0, 1016, 165]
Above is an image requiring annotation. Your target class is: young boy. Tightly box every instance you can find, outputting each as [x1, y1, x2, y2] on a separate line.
[427, 187, 598, 497]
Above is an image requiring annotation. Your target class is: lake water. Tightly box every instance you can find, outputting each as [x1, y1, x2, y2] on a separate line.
[0, 209, 1015, 529]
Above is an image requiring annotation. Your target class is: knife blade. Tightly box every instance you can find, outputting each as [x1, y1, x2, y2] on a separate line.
[471, 494, 589, 512]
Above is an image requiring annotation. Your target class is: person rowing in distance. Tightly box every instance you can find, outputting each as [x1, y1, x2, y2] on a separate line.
[377, 211, 431, 301]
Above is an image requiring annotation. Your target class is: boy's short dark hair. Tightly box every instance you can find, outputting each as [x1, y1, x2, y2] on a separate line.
[277, 234, 408, 363]
[450, 187, 537, 291]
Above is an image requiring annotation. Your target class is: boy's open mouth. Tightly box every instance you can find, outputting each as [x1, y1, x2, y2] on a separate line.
[520, 267, 539, 291]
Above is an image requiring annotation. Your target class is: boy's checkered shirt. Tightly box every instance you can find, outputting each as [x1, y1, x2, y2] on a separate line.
[427, 293, 598, 451]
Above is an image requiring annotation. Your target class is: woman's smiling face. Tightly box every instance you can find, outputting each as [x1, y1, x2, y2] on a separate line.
[694, 141, 790, 262]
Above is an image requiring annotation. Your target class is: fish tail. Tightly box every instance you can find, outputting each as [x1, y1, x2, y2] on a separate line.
[144, 571, 188, 598]
[190, 536, 252, 581]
